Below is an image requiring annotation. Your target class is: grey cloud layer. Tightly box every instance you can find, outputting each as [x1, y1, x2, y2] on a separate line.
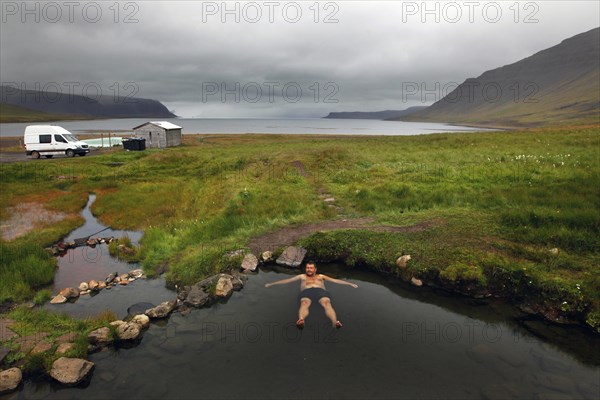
[1, 1, 598, 117]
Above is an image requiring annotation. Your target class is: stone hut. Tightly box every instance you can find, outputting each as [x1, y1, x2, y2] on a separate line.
[132, 121, 182, 148]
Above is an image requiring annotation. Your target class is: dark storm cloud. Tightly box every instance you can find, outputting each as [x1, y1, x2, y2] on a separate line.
[1, 1, 598, 117]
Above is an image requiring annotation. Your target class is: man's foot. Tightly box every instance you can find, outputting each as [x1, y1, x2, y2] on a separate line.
[296, 318, 305, 329]
[335, 321, 342, 329]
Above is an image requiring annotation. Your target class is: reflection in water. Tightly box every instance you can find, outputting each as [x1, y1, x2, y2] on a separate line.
[20, 261, 599, 400]
[45, 194, 175, 319]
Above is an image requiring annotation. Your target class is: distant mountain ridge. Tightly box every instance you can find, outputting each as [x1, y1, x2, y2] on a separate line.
[324, 106, 426, 120]
[397, 27, 600, 127]
[0, 85, 176, 121]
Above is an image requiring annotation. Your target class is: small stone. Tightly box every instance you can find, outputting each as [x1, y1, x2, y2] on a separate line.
[50, 294, 68, 304]
[324, 197, 335, 202]
[396, 254, 412, 268]
[59, 287, 80, 299]
[129, 269, 143, 278]
[410, 277, 423, 286]
[97, 281, 106, 290]
[261, 251, 273, 263]
[215, 275, 234, 298]
[115, 322, 141, 341]
[56, 332, 77, 343]
[184, 285, 211, 308]
[118, 280, 129, 286]
[88, 280, 99, 291]
[119, 273, 130, 281]
[55, 343, 77, 355]
[105, 272, 117, 283]
[110, 320, 125, 328]
[241, 253, 259, 272]
[549, 248, 560, 256]
[30, 340, 53, 355]
[145, 300, 177, 319]
[78, 282, 89, 291]
[80, 290, 90, 295]
[131, 314, 150, 330]
[87, 327, 113, 345]
[276, 246, 307, 268]
[50, 357, 94, 385]
[0, 367, 22, 394]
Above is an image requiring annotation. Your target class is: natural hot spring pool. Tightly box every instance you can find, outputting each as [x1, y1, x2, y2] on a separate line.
[11, 194, 598, 399]
[14, 263, 600, 400]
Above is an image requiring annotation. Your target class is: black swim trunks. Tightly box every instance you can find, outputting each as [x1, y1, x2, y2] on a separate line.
[298, 287, 331, 303]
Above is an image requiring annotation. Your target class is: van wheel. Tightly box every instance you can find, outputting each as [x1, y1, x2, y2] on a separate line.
[31, 151, 40, 159]
[45, 155, 53, 159]
[66, 149, 75, 157]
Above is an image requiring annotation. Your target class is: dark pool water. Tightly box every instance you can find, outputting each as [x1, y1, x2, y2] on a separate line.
[7, 195, 599, 400]
[11, 264, 599, 400]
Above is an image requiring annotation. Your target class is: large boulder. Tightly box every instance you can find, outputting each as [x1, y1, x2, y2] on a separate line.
[241, 253, 259, 272]
[276, 246, 307, 268]
[50, 357, 94, 385]
[145, 300, 177, 319]
[215, 275, 234, 298]
[0, 367, 22, 394]
[59, 287, 80, 299]
[115, 322, 141, 341]
[87, 327, 113, 346]
[184, 285, 211, 308]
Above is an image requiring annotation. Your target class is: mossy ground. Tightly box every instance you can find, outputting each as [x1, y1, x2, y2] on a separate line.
[1, 125, 598, 330]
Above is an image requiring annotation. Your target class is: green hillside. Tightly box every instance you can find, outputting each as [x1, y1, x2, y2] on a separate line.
[399, 28, 600, 127]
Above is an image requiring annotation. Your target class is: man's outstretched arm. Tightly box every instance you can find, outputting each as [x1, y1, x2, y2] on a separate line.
[265, 275, 302, 288]
[322, 275, 358, 288]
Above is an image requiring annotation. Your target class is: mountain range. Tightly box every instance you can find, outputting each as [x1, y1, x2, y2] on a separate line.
[396, 27, 600, 127]
[0, 86, 175, 122]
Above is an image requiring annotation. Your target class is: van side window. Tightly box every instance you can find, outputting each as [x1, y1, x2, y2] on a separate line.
[39, 134, 51, 143]
[54, 135, 67, 143]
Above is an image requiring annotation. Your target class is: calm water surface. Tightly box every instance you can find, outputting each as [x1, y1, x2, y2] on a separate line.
[6, 196, 599, 400]
[0, 118, 495, 137]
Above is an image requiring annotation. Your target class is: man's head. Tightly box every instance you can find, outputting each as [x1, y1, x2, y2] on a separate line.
[305, 261, 317, 276]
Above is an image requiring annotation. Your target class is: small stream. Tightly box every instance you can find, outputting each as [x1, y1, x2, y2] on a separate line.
[9, 195, 599, 399]
[44, 194, 174, 319]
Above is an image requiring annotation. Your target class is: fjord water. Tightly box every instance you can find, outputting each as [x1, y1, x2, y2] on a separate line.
[0, 118, 494, 137]
[15, 200, 599, 399]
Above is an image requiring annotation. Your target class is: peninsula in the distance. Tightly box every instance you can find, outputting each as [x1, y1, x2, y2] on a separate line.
[323, 106, 427, 120]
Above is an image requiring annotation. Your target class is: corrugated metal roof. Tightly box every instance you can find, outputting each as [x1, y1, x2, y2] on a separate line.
[133, 121, 182, 130]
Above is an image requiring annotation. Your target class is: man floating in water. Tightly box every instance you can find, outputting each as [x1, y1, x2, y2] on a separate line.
[265, 261, 358, 329]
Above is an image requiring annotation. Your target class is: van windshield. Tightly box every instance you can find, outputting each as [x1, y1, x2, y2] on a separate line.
[63, 134, 79, 142]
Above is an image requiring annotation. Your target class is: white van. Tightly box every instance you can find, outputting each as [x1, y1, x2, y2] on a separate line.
[24, 125, 90, 159]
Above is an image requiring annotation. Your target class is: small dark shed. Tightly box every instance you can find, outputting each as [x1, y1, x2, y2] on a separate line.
[132, 121, 182, 148]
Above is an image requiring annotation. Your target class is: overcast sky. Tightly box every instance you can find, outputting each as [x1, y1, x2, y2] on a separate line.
[1, 1, 598, 118]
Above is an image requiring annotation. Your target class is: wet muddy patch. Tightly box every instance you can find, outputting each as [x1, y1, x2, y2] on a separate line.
[0, 203, 67, 241]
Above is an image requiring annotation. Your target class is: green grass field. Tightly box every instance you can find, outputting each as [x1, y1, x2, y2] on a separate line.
[1, 125, 598, 330]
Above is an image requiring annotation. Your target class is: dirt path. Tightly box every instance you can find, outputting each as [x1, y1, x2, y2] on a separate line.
[248, 217, 442, 254]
